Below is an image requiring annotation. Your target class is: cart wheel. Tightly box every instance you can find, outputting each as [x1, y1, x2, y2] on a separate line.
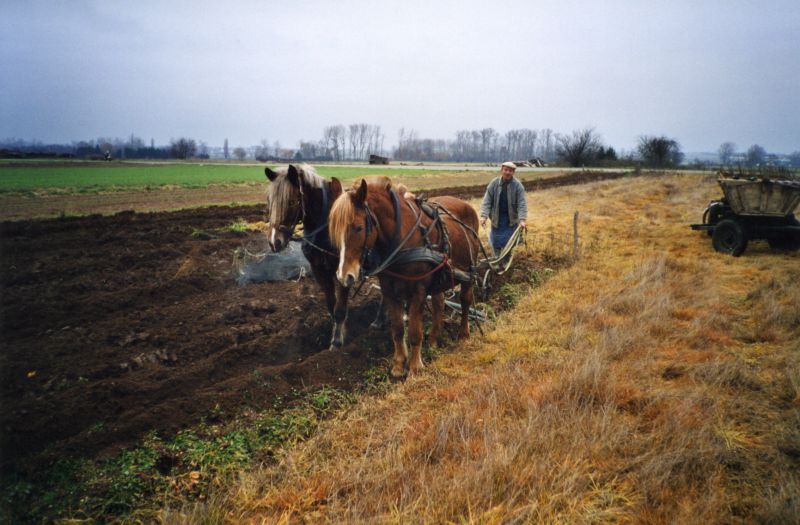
[703, 201, 726, 237]
[712, 219, 747, 256]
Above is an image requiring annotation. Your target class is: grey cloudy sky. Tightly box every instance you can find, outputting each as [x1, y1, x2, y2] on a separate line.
[2, 0, 798, 153]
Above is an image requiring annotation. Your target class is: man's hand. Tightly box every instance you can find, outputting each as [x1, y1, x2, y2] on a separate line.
[519, 220, 526, 229]
[480, 217, 487, 227]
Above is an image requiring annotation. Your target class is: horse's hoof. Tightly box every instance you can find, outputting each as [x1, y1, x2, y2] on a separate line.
[408, 362, 424, 376]
[329, 340, 343, 350]
[370, 320, 385, 330]
[458, 332, 470, 341]
[390, 366, 406, 380]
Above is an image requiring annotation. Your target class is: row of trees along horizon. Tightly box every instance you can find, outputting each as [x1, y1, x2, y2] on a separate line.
[2, 126, 798, 168]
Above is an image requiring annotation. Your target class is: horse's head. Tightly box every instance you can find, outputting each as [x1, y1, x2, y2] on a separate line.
[264, 164, 305, 252]
[329, 177, 378, 288]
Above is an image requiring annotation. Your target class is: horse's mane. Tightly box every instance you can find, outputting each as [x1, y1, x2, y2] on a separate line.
[267, 164, 325, 225]
[329, 186, 357, 250]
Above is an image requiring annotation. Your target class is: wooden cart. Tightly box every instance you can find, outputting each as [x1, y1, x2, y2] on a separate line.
[691, 175, 800, 256]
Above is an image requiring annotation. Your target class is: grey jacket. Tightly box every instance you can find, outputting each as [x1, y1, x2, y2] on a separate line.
[480, 176, 528, 225]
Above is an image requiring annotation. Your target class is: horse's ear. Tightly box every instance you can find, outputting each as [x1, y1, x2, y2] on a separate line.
[287, 164, 302, 187]
[384, 180, 392, 193]
[265, 167, 277, 181]
[354, 178, 368, 206]
[330, 177, 343, 200]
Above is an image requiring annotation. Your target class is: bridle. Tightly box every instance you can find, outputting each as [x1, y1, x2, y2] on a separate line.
[350, 189, 424, 282]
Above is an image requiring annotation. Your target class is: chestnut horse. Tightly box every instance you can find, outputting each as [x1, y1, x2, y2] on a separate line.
[329, 177, 480, 378]
[265, 164, 355, 349]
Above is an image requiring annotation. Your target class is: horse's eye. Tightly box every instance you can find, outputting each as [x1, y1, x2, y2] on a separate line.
[352, 225, 364, 233]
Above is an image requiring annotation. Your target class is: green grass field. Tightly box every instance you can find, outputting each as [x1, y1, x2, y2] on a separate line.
[0, 161, 472, 193]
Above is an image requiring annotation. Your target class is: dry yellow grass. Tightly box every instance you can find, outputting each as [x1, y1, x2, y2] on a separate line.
[162, 173, 800, 523]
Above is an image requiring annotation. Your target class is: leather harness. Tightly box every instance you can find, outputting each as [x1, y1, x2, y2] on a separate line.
[290, 181, 479, 287]
[360, 189, 474, 286]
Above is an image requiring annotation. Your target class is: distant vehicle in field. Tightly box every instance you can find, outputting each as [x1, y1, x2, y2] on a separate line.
[369, 154, 390, 165]
[691, 172, 800, 256]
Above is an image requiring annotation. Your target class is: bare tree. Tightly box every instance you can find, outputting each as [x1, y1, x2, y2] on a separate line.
[323, 125, 346, 161]
[745, 144, 766, 167]
[539, 128, 555, 162]
[396, 128, 421, 161]
[197, 141, 210, 159]
[556, 128, 603, 167]
[480, 128, 498, 162]
[718, 142, 736, 165]
[170, 137, 197, 159]
[232, 147, 247, 161]
[359, 123, 371, 160]
[637, 135, 684, 167]
[451, 130, 470, 161]
[369, 125, 385, 156]
[298, 139, 326, 160]
[223, 138, 229, 160]
[254, 139, 271, 161]
[520, 129, 538, 159]
[337, 129, 346, 161]
[347, 124, 359, 160]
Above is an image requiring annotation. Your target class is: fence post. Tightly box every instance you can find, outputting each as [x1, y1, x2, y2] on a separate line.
[573, 211, 579, 260]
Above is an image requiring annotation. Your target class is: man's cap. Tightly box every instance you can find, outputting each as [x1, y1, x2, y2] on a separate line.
[501, 161, 517, 170]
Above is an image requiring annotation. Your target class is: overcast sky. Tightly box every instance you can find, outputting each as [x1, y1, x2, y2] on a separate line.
[2, 0, 798, 153]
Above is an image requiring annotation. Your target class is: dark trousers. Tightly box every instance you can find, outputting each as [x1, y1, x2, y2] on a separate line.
[490, 214, 515, 257]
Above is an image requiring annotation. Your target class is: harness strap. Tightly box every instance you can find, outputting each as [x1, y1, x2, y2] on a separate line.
[382, 253, 450, 282]
[365, 190, 423, 277]
[392, 189, 402, 248]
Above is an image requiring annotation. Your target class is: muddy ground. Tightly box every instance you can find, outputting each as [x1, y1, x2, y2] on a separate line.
[0, 170, 630, 475]
[0, 206, 392, 474]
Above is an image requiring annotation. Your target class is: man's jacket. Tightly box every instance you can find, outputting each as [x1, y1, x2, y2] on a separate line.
[480, 176, 528, 226]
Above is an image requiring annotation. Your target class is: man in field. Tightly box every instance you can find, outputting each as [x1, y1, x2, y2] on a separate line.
[480, 161, 527, 256]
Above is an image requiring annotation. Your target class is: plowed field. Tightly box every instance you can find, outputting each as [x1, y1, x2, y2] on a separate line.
[0, 170, 629, 474]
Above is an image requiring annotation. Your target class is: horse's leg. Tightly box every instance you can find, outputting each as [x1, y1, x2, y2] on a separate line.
[428, 291, 445, 348]
[330, 279, 349, 349]
[314, 263, 336, 317]
[407, 287, 427, 375]
[385, 295, 408, 378]
[370, 294, 387, 330]
[313, 265, 339, 349]
[458, 283, 474, 340]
